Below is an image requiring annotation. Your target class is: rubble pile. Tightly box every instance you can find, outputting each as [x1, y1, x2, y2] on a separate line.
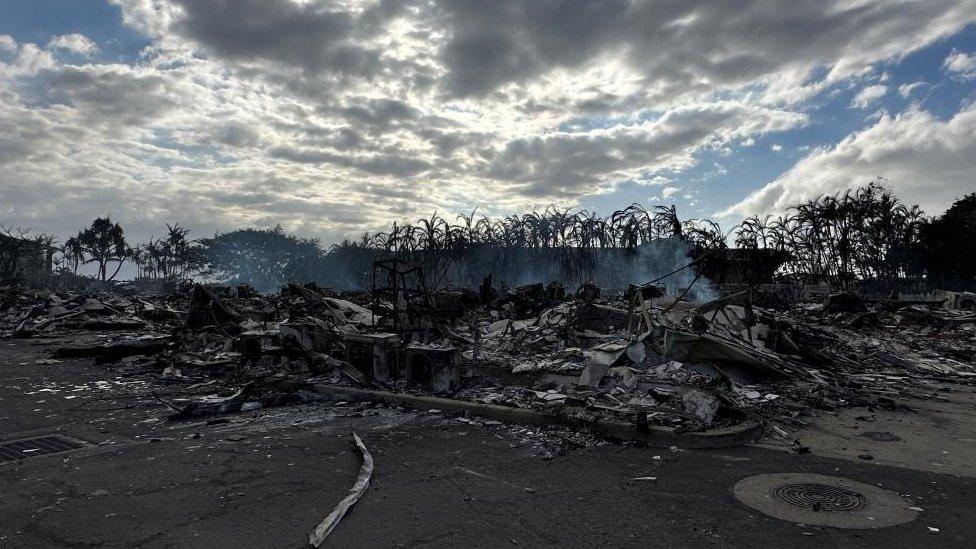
[2, 275, 974, 442]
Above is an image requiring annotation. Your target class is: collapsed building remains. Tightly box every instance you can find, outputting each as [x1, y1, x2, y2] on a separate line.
[2, 254, 973, 452]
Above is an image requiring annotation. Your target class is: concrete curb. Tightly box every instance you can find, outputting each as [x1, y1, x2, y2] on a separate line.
[311, 384, 762, 449]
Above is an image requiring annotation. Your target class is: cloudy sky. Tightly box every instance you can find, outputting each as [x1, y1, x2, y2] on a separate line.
[1, 0, 975, 245]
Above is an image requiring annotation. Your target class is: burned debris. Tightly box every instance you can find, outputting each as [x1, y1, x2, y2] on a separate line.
[1, 186, 975, 545]
[2, 184, 974, 454]
[3, 247, 973, 451]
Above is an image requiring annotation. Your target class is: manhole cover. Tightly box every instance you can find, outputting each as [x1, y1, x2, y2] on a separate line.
[0, 434, 87, 463]
[733, 473, 918, 529]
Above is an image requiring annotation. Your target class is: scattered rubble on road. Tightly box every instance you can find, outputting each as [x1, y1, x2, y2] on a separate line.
[2, 270, 974, 448]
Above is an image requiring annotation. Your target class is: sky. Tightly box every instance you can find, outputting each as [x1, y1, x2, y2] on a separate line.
[1, 0, 975, 246]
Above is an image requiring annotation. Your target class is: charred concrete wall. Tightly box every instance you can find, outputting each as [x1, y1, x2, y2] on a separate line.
[0, 234, 53, 289]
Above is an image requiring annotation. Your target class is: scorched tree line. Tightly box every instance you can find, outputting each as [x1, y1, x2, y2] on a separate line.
[38, 180, 976, 292]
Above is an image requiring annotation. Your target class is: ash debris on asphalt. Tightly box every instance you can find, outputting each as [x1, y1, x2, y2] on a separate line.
[2, 269, 974, 447]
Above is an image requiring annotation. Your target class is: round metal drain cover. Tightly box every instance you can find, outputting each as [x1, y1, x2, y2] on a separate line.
[771, 483, 867, 512]
[733, 473, 918, 529]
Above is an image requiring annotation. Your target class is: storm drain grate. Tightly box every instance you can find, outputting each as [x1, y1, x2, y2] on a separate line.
[771, 483, 867, 512]
[733, 473, 918, 529]
[0, 435, 86, 463]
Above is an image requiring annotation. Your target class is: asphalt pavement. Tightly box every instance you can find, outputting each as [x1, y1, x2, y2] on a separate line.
[1, 335, 973, 548]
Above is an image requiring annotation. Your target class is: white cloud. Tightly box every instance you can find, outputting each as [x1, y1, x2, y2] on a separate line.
[722, 104, 976, 218]
[898, 81, 925, 98]
[0, 42, 56, 78]
[2, 1, 976, 243]
[47, 34, 100, 56]
[108, 0, 183, 38]
[480, 102, 805, 198]
[770, 144, 782, 152]
[0, 35, 16, 54]
[943, 49, 976, 79]
[661, 186, 681, 198]
[850, 84, 888, 108]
